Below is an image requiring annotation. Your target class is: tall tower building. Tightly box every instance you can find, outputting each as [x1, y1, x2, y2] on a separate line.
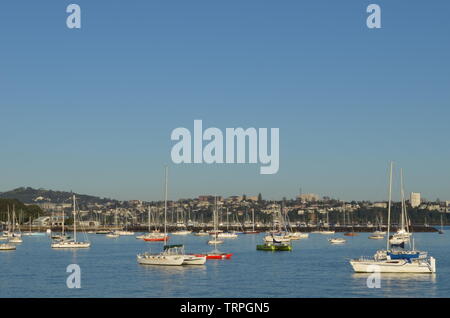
[410, 192, 421, 208]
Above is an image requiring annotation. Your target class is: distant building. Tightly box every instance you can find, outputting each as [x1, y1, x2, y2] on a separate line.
[372, 202, 387, 209]
[410, 193, 421, 208]
[198, 195, 221, 202]
[32, 216, 51, 227]
[297, 193, 320, 202]
[36, 202, 72, 212]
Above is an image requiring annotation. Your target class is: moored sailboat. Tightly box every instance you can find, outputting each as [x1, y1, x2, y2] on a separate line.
[51, 195, 91, 249]
[350, 162, 436, 273]
[137, 167, 202, 266]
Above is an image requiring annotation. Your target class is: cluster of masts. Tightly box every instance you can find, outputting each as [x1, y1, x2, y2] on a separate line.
[1, 163, 439, 274]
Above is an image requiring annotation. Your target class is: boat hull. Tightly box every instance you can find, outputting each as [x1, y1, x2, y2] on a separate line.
[137, 254, 184, 266]
[204, 253, 233, 260]
[51, 242, 91, 248]
[183, 255, 207, 265]
[350, 257, 436, 273]
[256, 244, 292, 251]
[0, 244, 16, 251]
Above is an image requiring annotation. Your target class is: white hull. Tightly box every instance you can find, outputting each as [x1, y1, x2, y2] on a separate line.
[183, 255, 207, 265]
[172, 231, 192, 235]
[193, 232, 209, 236]
[350, 257, 436, 273]
[288, 232, 309, 239]
[136, 233, 167, 240]
[115, 231, 134, 236]
[0, 244, 16, 250]
[329, 238, 346, 244]
[137, 253, 184, 266]
[369, 235, 385, 240]
[51, 241, 91, 248]
[106, 233, 120, 238]
[217, 233, 238, 239]
[264, 235, 291, 243]
[208, 239, 224, 245]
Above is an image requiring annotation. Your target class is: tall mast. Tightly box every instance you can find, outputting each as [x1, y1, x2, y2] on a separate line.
[12, 205, 15, 232]
[62, 201, 65, 236]
[400, 168, 405, 231]
[164, 166, 168, 243]
[7, 205, 10, 233]
[148, 206, 151, 232]
[226, 208, 229, 232]
[386, 161, 393, 251]
[73, 195, 77, 242]
[252, 208, 255, 232]
[214, 195, 218, 247]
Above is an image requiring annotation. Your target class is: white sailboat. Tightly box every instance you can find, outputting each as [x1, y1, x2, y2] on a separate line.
[264, 204, 292, 243]
[8, 206, 22, 243]
[329, 238, 346, 244]
[208, 198, 224, 245]
[217, 208, 238, 238]
[137, 166, 195, 266]
[106, 211, 120, 238]
[114, 211, 135, 235]
[0, 242, 16, 251]
[51, 195, 91, 248]
[350, 162, 436, 273]
[136, 207, 168, 241]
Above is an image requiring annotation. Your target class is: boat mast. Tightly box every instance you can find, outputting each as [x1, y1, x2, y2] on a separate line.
[164, 166, 168, 243]
[7, 205, 10, 233]
[12, 204, 16, 233]
[62, 202, 65, 236]
[214, 195, 218, 248]
[400, 168, 405, 232]
[252, 208, 255, 232]
[73, 195, 77, 242]
[226, 208, 229, 232]
[148, 206, 151, 232]
[386, 161, 393, 251]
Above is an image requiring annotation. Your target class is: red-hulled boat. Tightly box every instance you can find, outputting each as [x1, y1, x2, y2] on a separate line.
[195, 252, 233, 260]
[143, 235, 169, 242]
[144, 237, 167, 242]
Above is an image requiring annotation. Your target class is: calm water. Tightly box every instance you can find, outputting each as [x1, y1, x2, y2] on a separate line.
[1, 229, 450, 297]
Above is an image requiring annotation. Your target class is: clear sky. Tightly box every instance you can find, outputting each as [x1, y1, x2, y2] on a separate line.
[1, 0, 449, 202]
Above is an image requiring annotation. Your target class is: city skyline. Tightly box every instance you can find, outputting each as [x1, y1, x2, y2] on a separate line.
[1, 1, 449, 202]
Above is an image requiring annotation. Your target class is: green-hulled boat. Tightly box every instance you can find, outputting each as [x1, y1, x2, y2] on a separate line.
[256, 243, 292, 251]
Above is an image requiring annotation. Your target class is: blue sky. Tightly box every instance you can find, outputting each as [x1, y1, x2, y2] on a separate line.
[1, 1, 449, 201]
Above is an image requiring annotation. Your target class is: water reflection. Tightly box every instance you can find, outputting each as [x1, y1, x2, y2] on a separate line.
[352, 273, 437, 283]
[351, 273, 437, 297]
[138, 264, 207, 275]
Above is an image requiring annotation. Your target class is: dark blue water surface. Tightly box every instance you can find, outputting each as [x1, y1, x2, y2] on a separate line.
[1, 229, 449, 297]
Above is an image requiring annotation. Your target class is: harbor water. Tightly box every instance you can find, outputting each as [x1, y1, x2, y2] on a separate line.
[1, 229, 450, 297]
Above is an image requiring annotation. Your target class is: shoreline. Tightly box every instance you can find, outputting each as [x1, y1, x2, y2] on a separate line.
[18, 225, 439, 233]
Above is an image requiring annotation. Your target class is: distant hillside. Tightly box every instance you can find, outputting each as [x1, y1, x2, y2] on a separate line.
[0, 198, 43, 222]
[0, 187, 117, 205]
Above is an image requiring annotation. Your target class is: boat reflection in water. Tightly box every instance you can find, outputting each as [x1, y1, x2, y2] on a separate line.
[351, 273, 437, 296]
